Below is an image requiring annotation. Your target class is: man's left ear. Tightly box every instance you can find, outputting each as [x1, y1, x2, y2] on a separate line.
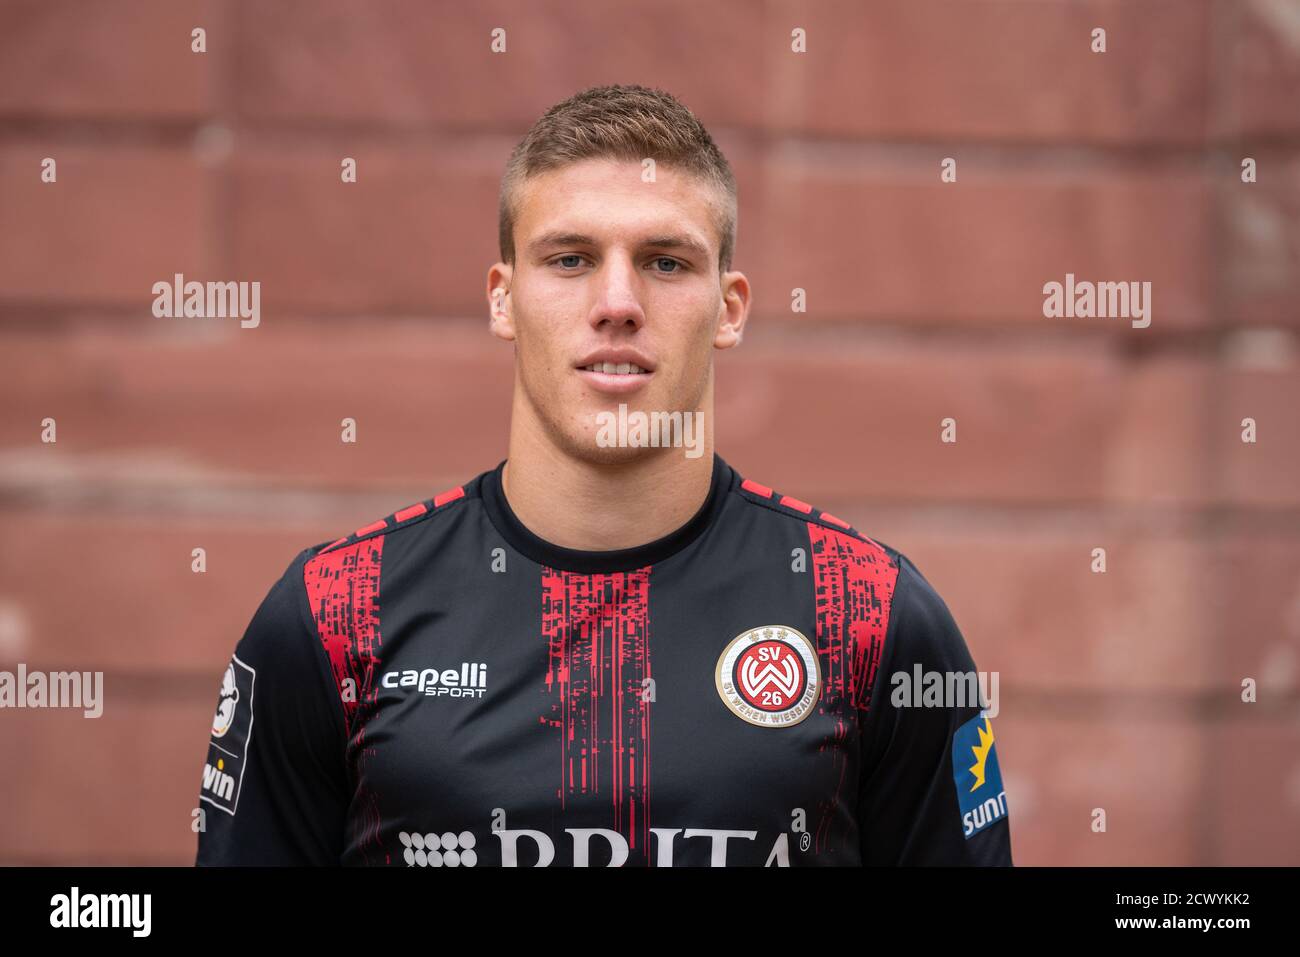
[713, 271, 750, 350]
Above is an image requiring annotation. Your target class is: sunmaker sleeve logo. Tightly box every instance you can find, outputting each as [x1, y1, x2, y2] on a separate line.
[201, 654, 255, 816]
[715, 625, 821, 727]
[952, 711, 1008, 839]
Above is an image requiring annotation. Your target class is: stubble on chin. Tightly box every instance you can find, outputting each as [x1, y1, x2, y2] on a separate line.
[518, 346, 712, 467]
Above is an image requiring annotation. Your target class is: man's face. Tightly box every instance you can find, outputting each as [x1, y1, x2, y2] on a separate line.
[488, 157, 748, 465]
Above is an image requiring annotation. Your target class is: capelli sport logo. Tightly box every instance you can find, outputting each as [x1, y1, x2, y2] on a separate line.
[715, 625, 820, 727]
[381, 662, 488, 699]
[952, 711, 1008, 839]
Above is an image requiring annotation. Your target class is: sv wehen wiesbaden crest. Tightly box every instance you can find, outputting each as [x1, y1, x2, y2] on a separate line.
[715, 625, 821, 727]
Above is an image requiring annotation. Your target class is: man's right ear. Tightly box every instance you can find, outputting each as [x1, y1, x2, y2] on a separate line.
[487, 266, 515, 342]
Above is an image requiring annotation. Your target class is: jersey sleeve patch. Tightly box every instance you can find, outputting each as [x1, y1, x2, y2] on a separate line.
[200, 654, 256, 816]
[952, 711, 1009, 839]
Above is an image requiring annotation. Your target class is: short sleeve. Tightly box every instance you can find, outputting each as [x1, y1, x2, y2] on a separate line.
[856, 553, 1013, 865]
[195, 547, 350, 865]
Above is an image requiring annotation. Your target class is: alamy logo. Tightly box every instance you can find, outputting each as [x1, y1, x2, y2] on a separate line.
[0, 664, 103, 718]
[381, 662, 488, 699]
[1042, 273, 1151, 328]
[151, 273, 261, 328]
[890, 666, 1000, 718]
[595, 403, 704, 458]
[49, 887, 151, 937]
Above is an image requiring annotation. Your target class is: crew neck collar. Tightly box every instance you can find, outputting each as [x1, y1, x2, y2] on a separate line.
[480, 453, 733, 574]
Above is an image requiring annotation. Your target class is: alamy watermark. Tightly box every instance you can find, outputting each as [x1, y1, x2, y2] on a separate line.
[890, 666, 999, 718]
[595, 403, 704, 458]
[0, 664, 103, 718]
[151, 273, 260, 328]
[1042, 273, 1151, 329]
[49, 887, 150, 937]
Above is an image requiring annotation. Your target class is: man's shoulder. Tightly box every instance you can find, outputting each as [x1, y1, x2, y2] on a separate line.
[726, 466, 899, 560]
[304, 481, 476, 564]
[723, 464, 964, 631]
[248, 473, 490, 624]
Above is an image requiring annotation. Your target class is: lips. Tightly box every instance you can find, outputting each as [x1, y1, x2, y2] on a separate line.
[574, 349, 656, 375]
[574, 351, 656, 394]
[579, 361, 649, 376]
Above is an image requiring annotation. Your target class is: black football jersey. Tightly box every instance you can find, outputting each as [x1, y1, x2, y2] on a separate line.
[195, 453, 1012, 866]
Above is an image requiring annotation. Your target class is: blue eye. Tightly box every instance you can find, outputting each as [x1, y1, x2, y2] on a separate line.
[654, 258, 681, 273]
[556, 255, 584, 268]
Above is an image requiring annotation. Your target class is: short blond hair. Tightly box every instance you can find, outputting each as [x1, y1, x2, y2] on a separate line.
[499, 84, 738, 273]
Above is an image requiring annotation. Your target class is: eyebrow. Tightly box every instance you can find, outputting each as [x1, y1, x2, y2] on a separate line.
[526, 231, 711, 260]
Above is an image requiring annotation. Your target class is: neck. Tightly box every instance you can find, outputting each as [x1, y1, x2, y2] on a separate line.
[501, 398, 715, 552]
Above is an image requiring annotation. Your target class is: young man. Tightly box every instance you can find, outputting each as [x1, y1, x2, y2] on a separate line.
[195, 85, 1011, 867]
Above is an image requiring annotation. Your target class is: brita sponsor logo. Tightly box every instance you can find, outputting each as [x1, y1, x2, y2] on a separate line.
[382, 662, 488, 699]
[399, 825, 796, 866]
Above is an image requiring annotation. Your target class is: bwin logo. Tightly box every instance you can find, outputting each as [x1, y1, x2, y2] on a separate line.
[201, 759, 235, 803]
[400, 830, 477, 867]
[951, 712, 1009, 839]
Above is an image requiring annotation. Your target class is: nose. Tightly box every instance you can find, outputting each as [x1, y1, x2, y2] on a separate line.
[589, 253, 645, 331]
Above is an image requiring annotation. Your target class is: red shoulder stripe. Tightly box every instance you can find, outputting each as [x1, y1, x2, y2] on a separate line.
[434, 486, 465, 508]
[395, 502, 428, 522]
[317, 483, 468, 555]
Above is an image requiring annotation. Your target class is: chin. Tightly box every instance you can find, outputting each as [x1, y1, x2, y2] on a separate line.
[553, 426, 671, 469]
[581, 439, 656, 467]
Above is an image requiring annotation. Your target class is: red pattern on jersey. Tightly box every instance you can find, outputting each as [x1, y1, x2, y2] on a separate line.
[808, 526, 897, 713]
[807, 524, 899, 855]
[540, 567, 653, 860]
[304, 537, 386, 862]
